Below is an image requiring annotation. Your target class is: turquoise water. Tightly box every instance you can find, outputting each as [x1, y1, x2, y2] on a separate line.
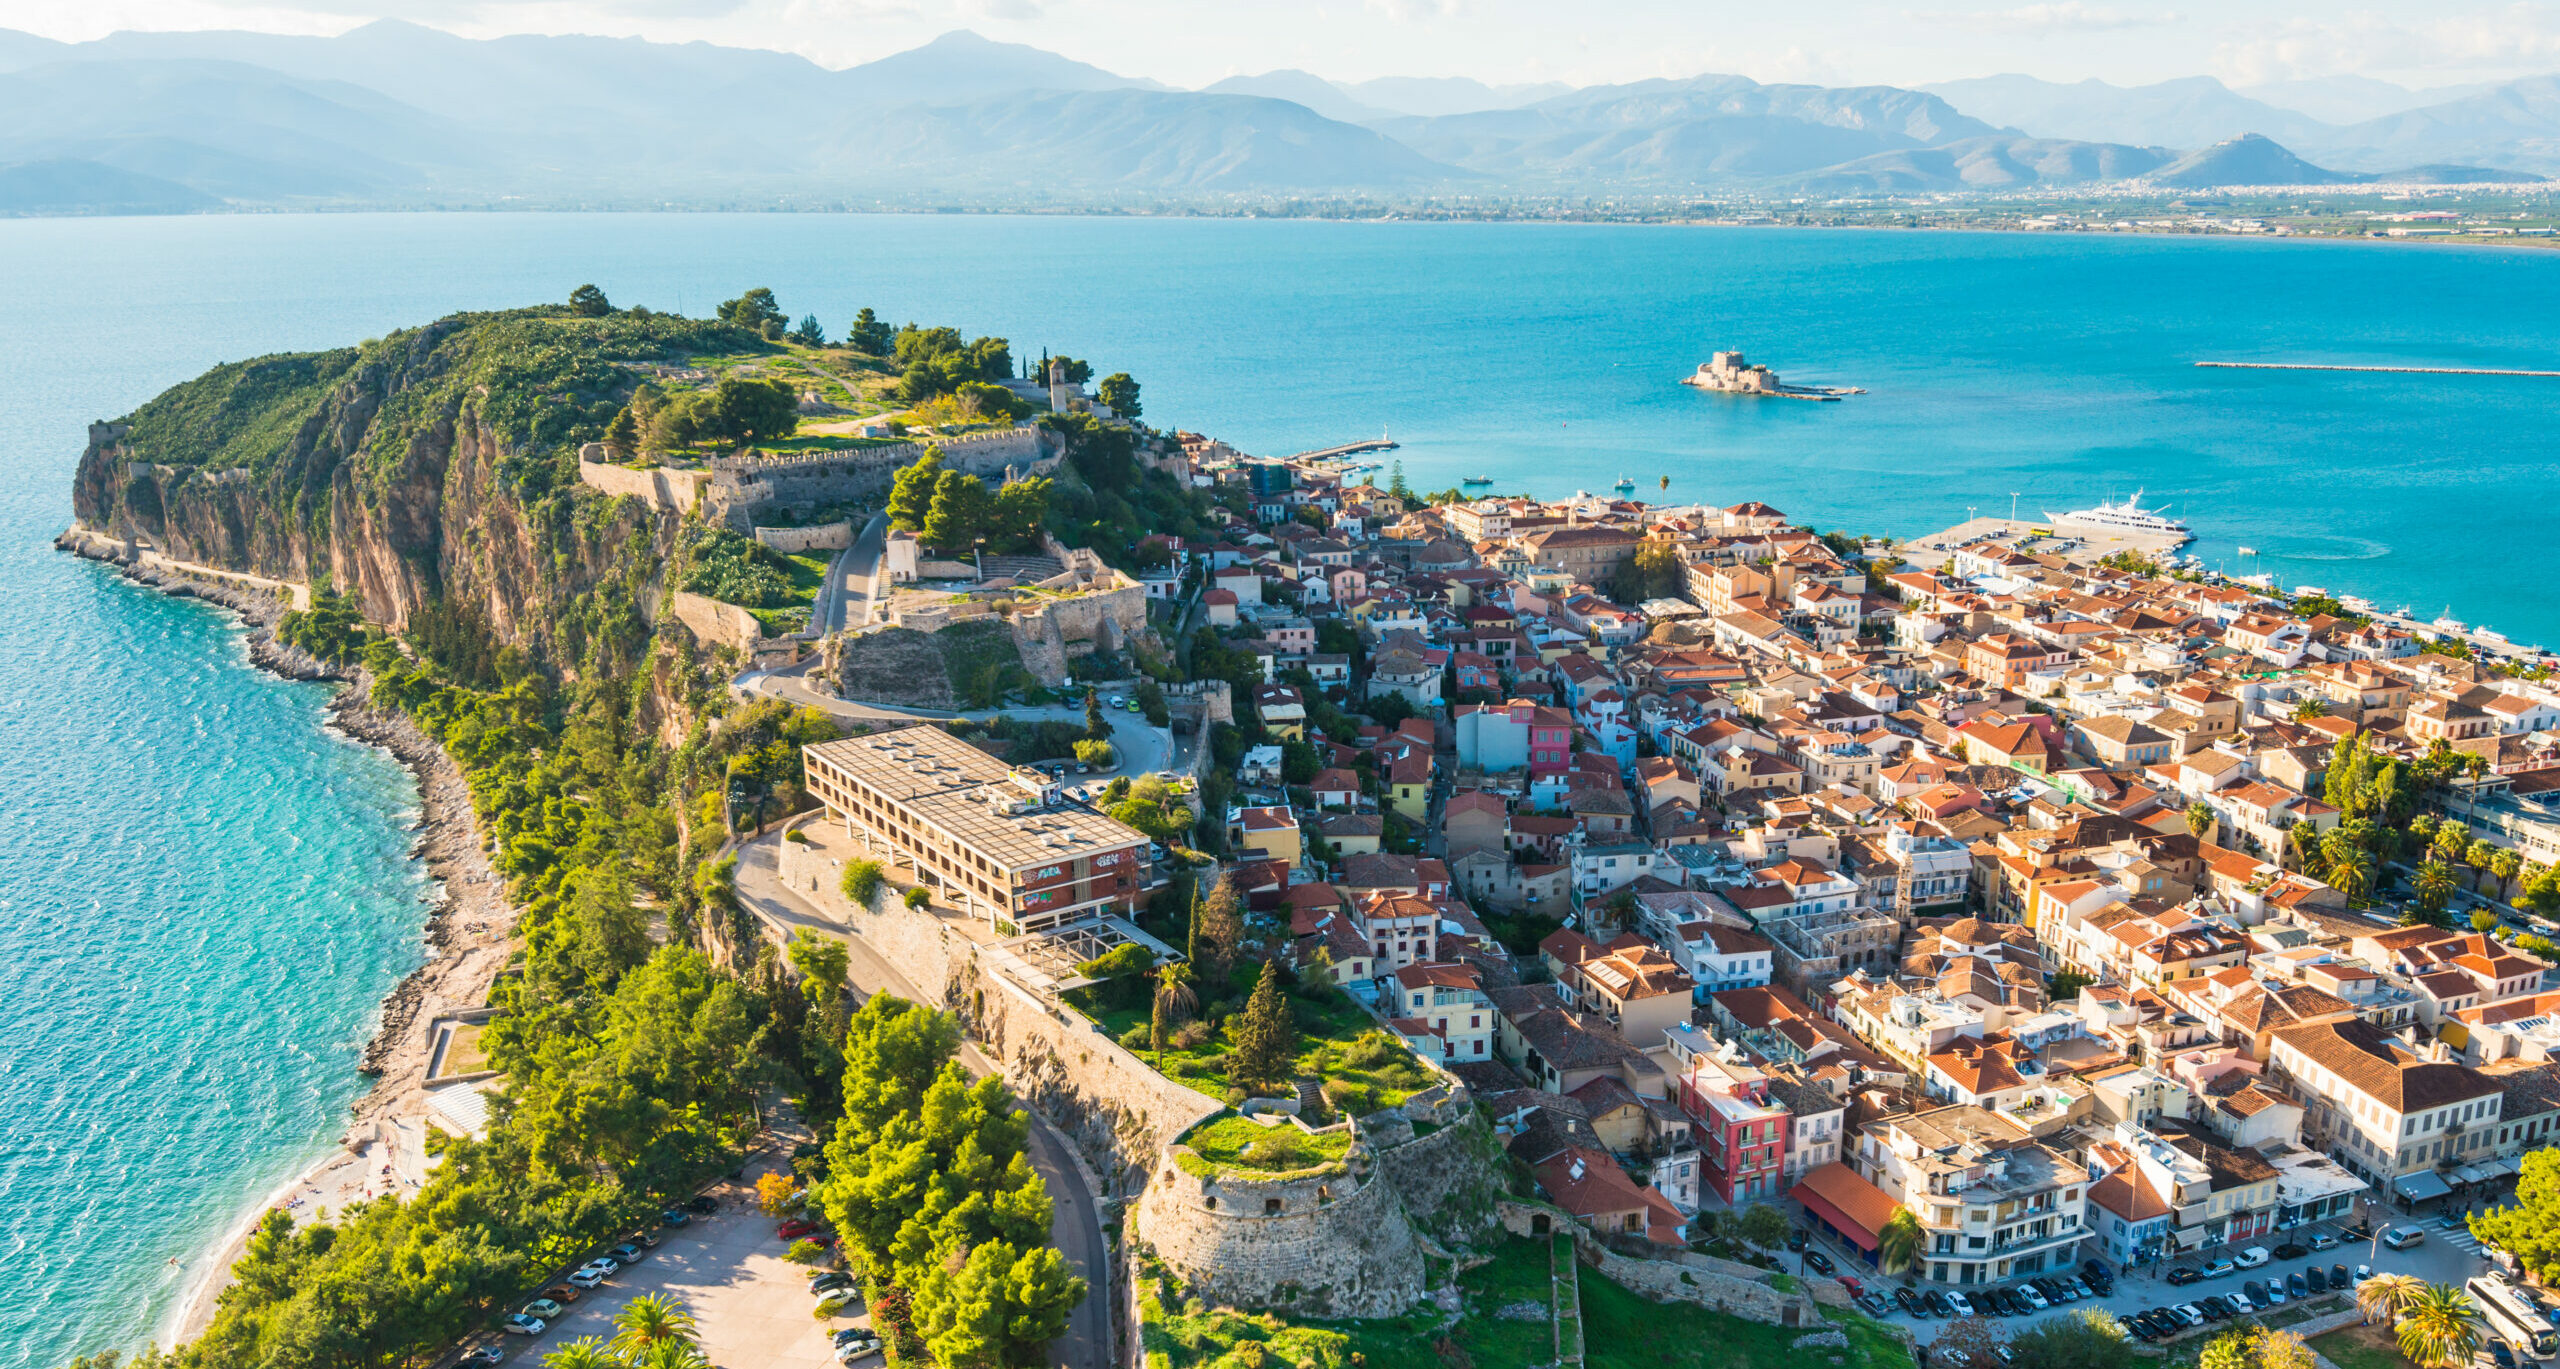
[3, 214, 2559, 1365]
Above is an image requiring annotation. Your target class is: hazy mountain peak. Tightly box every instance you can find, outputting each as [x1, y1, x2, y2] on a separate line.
[2142, 132, 2353, 187]
[841, 29, 1163, 103]
[1199, 69, 1391, 124]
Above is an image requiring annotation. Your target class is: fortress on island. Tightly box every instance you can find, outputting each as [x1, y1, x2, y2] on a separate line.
[1681, 350, 1864, 401]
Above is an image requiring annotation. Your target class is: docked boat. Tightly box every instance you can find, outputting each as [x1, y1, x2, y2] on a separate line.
[2043, 489, 2191, 541]
[2295, 585, 2328, 598]
[2479, 628, 2510, 644]
[2433, 611, 2467, 634]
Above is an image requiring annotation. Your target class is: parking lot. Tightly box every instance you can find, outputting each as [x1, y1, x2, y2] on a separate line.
[460, 1148, 871, 1369]
[1796, 1208, 2499, 1350]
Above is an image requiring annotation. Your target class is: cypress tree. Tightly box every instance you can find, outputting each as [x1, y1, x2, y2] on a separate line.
[1228, 959, 1297, 1092]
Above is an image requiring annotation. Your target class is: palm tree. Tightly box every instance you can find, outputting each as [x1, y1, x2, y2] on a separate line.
[2358, 1272, 2425, 1326]
[2466, 839, 2500, 893]
[1659, 475, 1671, 492]
[2331, 847, 2377, 903]
[2491, 848, 2522, 902]
[1151, 961, 1196, 1061]
[632, 1343, 712, 1369]
[611, 1293, 700, 1357]
[1877, 1206, 1923, 1277]
[542, 1337, 623, 1369]
[2290, 698, 2330, 722]
[2395, 1283, 2481, 1369]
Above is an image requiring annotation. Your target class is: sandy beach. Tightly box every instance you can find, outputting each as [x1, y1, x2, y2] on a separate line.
[63, 539, 521, 1348]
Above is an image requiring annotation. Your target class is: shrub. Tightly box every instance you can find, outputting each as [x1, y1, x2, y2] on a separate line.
[903, 886, 931, 909]
[1118, 1024, 1154, 1051]
[840, 859, 885, 909]
[786, 1238, 826, 1264]
[1073, 738, 1114, 767]
[1173, 1021, 1213, 1049]
[785, 829, 809, 844]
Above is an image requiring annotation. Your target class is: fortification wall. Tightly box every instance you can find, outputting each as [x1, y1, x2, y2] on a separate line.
[775, 832, 1224, 1182]
[669, 591, 764, 653]
[1133, 1144, 1425, 1319]
[754, 520, 854, 554]
[706, 426, 1056, 528]
[1009, 576, 1147, 686]
[1493, 1201, 1822, 1326]
[1362, 1090, 1510, 1248]
[576, 459, 712, 512]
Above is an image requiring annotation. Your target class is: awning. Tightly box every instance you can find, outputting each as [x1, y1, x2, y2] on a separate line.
[2451, 1164, 2488, 1185]
[2476, 1156, 2522, 1179]
[1791, 1162, 1896, 1253]
[2393, 1169, 2453, 1202]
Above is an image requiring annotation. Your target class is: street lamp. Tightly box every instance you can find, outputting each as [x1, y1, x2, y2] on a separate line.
[974, 537, 987, 582]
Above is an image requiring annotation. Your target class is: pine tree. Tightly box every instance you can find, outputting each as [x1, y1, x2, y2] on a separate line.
[1084, 688, 1109, 741]
[886, 449, 944, 532]
[922, 470, 994, 551]
[1227, 959, 1297, 1092]
[1194, 874, 1243, 984]
[603, 404, 640, 455]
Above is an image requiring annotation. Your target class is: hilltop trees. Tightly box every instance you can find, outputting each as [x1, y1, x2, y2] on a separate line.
[894, 326, 1012, 403]
[717, 287, 786, 337]
[884, 449, 1051, 555]
[568, 283, 612, 317]
[1096, 372, 1141, 419]
[849, 307, 894, 356]
[1226, 959, 1299, 1092]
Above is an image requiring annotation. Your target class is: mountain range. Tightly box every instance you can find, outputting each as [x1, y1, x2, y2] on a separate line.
[0, 22, 2551, 214]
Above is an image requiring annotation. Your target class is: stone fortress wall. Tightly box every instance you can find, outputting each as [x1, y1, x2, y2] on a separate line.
[753, 520, 855, 554]
[706, 426, 1058, 528]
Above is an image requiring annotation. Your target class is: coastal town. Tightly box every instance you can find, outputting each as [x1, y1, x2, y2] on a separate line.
[704, 376, 2560, 1367]
[54, 297, 2560, 1369]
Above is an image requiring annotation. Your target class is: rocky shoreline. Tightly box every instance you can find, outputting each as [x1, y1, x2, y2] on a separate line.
[57, 530, 520, 1344]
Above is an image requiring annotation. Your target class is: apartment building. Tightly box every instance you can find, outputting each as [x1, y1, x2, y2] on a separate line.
[2265, 1017, 2507, 1199]
[1852, 1105, 2091, 1286]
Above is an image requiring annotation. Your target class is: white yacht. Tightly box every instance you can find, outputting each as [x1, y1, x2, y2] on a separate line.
[2044, 489, 2191, 540]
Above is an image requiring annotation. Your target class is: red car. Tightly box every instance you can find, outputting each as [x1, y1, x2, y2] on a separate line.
[778, 1217, 824, 1239]
[1839, 1276, 1864, 1295]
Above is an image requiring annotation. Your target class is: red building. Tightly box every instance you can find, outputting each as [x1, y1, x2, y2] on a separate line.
[1677, 1053, 1792, 1205]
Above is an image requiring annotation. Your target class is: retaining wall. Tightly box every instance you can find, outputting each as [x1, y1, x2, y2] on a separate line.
[774, 829, 1224, 1182]
[705, 426, 1058, 528]
[576, 459, 712, 512]
[1495, 1201, 1823, 1327]
[670, 591, 764, 653]
[754, 520, 855, 554]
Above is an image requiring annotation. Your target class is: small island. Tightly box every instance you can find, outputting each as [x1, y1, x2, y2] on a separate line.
[1680, 349, 1865, 401]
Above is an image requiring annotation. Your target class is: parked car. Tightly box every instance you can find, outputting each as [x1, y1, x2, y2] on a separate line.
[2384, 1226, 2427, 1250]
[2331, 1263, 2351, 1290]
[810, 1271, 856, 1294]
[2440, 1212, 2469, 1231]
[1804, 1249, 1836, 1275]
[659, 1208, 690, 1228]
[459, 1349, 506, 1367]
[502, 1314, 546, 1337]
[2242, 1281, 2267, 1308]
[779, 1217, 824, 1239]
[1787, 1230, 1809, 1251]
[633, 1229, 664, 1248]
[2491, 1344, 2518, 1369]
[2264, 1279, 2287, 1306]
[2356, 1265, 2373, 1283]
[610, 1243, 646, 1265]
[834, 1328, 882, 1348]
[1991, 1288, 2023, 1316]
[2202, 1260, 2238, 1280]
[522, 1299, 564, 1320]
[2235, 1247, 2271, 1269]
[540, 1285, 581, 1304]
[2064, 1276, 2093, 1300]
[2086, 1271, 2115, 1296]
[1941, 1353, 1972, 1367]
[1947, 1292, 1976, 1318]
[2196, 1299, 2229, 1322]
[567, 1259, 618, 1289]
[2288, 1272, 2309, 1299]
[2307, 1266, 2328, 1294]
[2167, 1267, 2203, 1287]
[815, 1288, 861, 1317]
[2311, 1233, 2341, 1251]
[1925, 1290, 1955, 1318]
[1839, 1275, 1865, 1295]
[689, 1194, 719, 1214]
[2274, 1242, 2309, 1260]
[2019, 1284, 2051, 1310]
[1895, 1287, 1924, 1317]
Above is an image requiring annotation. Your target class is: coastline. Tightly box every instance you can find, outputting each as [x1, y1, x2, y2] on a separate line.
[55, 533, 519, 1350]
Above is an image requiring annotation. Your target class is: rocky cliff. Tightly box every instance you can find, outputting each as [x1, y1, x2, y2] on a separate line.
[70, 307, 769, 668]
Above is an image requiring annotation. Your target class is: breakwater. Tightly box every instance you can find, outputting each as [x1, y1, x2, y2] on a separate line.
[2196, 361, 2560, 378]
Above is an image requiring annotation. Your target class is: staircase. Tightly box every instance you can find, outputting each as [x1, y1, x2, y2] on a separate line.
[1551, 1231, 1585, 1369]
[1294, 1076, 1325, 1113]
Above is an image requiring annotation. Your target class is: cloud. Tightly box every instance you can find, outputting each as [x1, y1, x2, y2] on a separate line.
[1913, 2, 2181, 34]
[2215, 5, 2560, 84]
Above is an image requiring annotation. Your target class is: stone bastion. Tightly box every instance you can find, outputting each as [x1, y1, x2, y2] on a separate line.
[1132, 1087, 1507, 1320]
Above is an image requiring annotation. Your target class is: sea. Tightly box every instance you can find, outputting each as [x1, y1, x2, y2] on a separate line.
[4, 212, 2559, 1366]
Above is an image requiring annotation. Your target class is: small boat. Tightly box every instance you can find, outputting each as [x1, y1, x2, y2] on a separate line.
[2294, 585, 2328, 597]
[1614, 475, 1637, 490]
[2479, 628, 2509, 644]
[2236, 546, 2257, 556]
[1461, 474, 1494, 485]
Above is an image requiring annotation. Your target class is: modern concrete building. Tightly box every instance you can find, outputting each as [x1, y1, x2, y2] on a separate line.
[804, 726, 1150, 932]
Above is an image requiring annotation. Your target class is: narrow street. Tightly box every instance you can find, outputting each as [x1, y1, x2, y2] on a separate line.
[731, 835, 1117, 1369]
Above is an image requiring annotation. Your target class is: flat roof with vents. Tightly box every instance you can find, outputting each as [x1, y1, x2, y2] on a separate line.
[805, 726, 1149, 874]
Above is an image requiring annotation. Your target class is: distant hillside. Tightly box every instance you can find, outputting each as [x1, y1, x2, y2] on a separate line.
[1200, 70, 1391, 125]
[0, 20, 2552, 210]
[1923, 75, 2332, 153]
[2140, 134, 2357, 188]
[0, 157, 214, 213]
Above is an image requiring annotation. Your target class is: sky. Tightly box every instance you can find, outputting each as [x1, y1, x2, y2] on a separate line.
[6, 0, 2560, 91]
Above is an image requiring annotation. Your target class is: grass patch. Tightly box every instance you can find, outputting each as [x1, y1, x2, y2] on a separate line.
[2310, 1322, 2414, 1369]
[437, 1021, 488, 1076]
[1178, 1115, 1352, 1178]
[1579, 1272, 1918, 1369]
[1071, 970, 1433, 1109]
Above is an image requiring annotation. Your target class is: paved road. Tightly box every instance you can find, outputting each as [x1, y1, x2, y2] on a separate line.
[829, 513, 888, 632]
[1795, 1205, 2496, 1349]
[732, 835, 1116, 1369]
[740, 663, 1183, 791]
